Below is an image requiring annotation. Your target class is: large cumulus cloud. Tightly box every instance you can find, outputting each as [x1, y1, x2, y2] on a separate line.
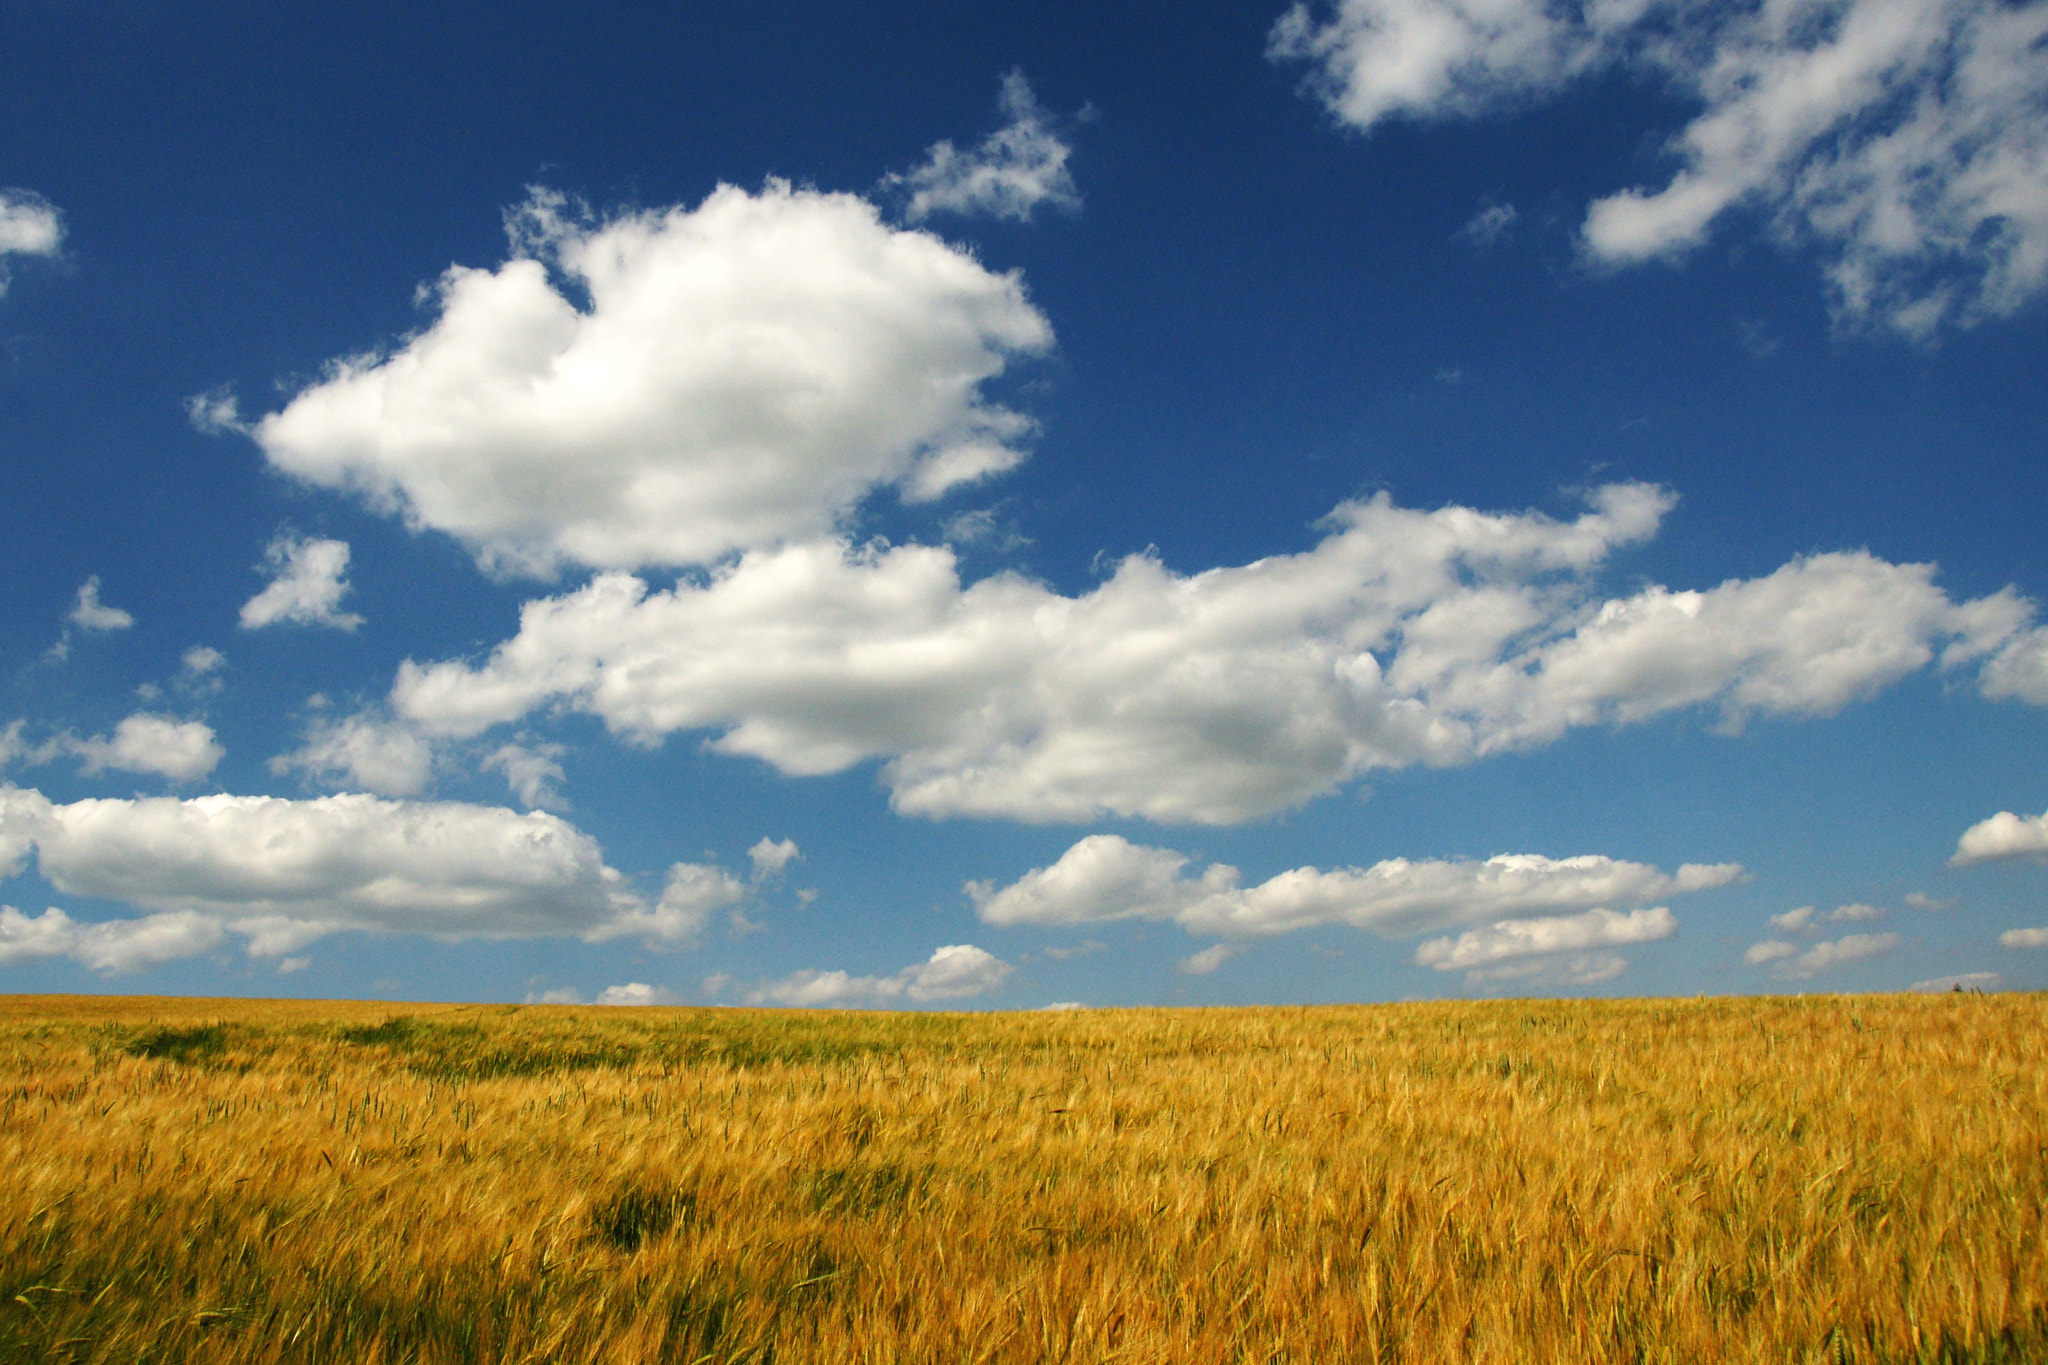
[246, 182, 1053, 577]
[387, 482, 2042, 824]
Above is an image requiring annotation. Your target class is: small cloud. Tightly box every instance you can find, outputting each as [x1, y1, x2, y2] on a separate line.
[1910, 972, 2002, 993]
[182, 646, 225, 675]
[745, 943, 1013, 1007]
[0, 190, 63, 295]
[2000, 926, 2048, 950]
[1434, 366, 1466, 386]
[525, 986, 583, 1005]
[1755, 932, 1901, 980]
[1770, 906, 1816, 932]
[1177, 944, 1238, 975]
[594, 862, 748, 946]
[596, 982, 678, 1006]
[748, 837, 800, 879]
[1745, 939, 1799, 964]
[61, 714, 224, 783]
[275, 956, 311, 974]
[482, 740, 567, 810]
[272, 712, 434, 797]
[1952, 809, 2048, 867]
[68, 577, 133, 632]
[240, 533, 364, 631]
[942, 506, 1034, 552]
[0, 905, 225, 974]
[1040, 939, 1106, 962]
[1465, 951, 1628, 987]
[1039, 1001, 1088, 1011]
[184, 385, 248, 436]
[1456, 200, 1517, 249]
[1904, 892, 1956, 912]
[885, 69, 1081, 223]
[1829, 903, 1887, 923]
[1416, 907, 1674, 986]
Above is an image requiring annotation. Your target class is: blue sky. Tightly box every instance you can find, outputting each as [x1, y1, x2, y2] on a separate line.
[3, 0, 2046, 1007]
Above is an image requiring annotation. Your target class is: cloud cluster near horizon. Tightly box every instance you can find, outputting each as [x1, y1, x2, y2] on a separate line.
[969, 834, 1734, 937]
[737, 943, 1014, 1007]
[0, 787, 764, 971]
[1271, 0, 2048, 336]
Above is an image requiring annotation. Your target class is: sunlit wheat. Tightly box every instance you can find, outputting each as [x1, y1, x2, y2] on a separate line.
[0, 992, 2040, 1363]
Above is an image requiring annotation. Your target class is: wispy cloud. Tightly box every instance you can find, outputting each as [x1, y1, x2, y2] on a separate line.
[1272, 0, 2048, 336]
[884, 70, 1081, 223]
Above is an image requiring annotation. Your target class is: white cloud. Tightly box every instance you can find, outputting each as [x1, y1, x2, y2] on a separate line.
[1271, 0, 2048, 335]
[0, 786, 48, 876]
[1039, 1000, 1088, 1011]
[1415, 905, 1675, 975]
[0, 722, 24, 771]
[1457, 200, 1517, 248]
[184, 386, 247, 436]
[1178, 944, 1241, 975]
[239, 534, 364, 631]
[971, 832, 1735, 939]
[1464, 951, 1629, 987]
[593, 861, 748, 945]
[745, 943, 1013, 1007]
[182, 646, 225, 676]
[0, 190, 62, 295]
[1980, 626, 2048, 704]
[0, 905, 225, 973]
[968, 834, 1233, 926]
[68, 577, 133, 632]
[748, 837, 800, 878]
[1953, 809, 2048, 866]
[1910, 972, 2003, 992]
[1775, 902, 1891, 931]
[389, 482, 2041, 825]
[66, 714, 224, 783]
[0, 787, 713, 953]
[1750, 931, 1902, 979]
[271, 713, 436, 797]
[527, 985, 583, 1004]
[596, 982, 679, 1006]
[1770, 905, 1816, 932]
[247, 182, 1052, 578]
[1904, 892, 1956, 911]
[2001, 926, 2048, 949]
[885, 70, 1081, 223]
[481, 740, 566, 810]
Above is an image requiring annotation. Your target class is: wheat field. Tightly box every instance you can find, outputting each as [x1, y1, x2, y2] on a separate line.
[0, 991, 2041, 1364]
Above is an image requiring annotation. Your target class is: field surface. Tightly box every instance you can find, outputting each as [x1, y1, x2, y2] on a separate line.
[0, 993, 2042, 1364]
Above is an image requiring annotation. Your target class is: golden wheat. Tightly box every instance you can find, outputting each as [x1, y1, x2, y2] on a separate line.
[0, 992, 2041, 1363]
